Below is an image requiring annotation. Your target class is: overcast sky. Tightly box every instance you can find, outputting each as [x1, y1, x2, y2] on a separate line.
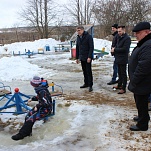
[0, 0, 67, 29]
[0, 0, 28, 28]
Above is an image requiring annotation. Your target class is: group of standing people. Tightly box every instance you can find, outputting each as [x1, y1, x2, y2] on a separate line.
[11, 22, 151, 142]
[75, 24, 131, 94]
[110, 25, 131, 94]
[76, 22, 151, 131]
[108, 22, 151, 131]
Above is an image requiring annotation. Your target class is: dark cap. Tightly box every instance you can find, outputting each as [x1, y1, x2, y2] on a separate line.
[112, 24, 118, 29]
[132, 22, 150, 32]
[118, 25, 125, 28]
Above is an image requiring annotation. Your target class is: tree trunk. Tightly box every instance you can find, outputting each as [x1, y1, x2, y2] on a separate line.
[44, 0, 48, 38]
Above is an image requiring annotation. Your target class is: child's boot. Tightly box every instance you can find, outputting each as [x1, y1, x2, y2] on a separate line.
[11, 121, 33, 141]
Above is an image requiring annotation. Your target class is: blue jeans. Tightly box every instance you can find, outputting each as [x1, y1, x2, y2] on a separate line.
[112, 60, 118, 82]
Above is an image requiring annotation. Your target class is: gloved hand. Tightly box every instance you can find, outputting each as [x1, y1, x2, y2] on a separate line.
[27, 99, 32, 104]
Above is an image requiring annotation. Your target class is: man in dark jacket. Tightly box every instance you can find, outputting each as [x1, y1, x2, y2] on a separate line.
[11, 76, 52, 140]
[128, 22, 151, 131]
[112, 26, 131, 94]
[76, 26, 94, 92]
[107, 24, 119, 85]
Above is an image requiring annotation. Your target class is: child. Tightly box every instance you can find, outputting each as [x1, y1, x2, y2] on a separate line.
[11, 76, 52, 141]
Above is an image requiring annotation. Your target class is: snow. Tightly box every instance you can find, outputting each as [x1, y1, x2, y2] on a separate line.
[0, 38, 59, 55]
[0, 56, 54, 81]
[0, 37, 149, 151]
[0, 38, 111, 82]
[94, 38, 111, 51]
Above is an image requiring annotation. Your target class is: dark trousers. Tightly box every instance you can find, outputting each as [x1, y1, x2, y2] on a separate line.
[81, 61, 93, 87]
[25, 107, 51, 123]
[112, 60, 118, 82]
[19, 107, 51, 136]
[134, 94, 150, 129]
[117, 64, 127, 90]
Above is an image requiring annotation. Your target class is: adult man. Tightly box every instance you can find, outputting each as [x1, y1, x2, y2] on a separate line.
[128, 22, 151, 131]
[107, 24, 119, 85]
[111, 26, 131, 94]
[76, 26, 94, 92]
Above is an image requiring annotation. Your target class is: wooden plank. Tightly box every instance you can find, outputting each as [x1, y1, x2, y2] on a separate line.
[0, 89, 11, 97]
[50, 92, 63, 97]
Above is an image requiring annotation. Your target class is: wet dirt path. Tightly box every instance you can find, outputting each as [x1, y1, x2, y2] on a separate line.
[0, 52, 151, 151]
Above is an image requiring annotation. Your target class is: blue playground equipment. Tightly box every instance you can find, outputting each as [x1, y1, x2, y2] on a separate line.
[13, 49, 34, 57]
[25, 49, 34, 58]
[93, 48, 109, 59]
[45, 45, 50, 51]
[38, 100, 56, 122]
[12, 48, 45, 57]
[39, 82, 63, 122]
[0, 82, 63, 118]
[0, 87, 32, 114]
[49, 82, 63, 96]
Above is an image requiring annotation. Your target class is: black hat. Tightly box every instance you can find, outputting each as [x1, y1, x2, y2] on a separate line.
[112, 24, 118, 29]
[118, 25, 125, 28]
[132, 22, 150, 32]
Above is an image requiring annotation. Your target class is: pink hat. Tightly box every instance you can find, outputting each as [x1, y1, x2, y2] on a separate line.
[30, 76, 41, 87]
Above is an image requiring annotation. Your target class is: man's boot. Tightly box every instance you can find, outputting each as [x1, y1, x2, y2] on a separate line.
[11, 121, 33, 141]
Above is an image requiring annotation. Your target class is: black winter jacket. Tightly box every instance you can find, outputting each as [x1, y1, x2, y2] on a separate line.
[114, 33, 131, 64]
[111, 31, 118, 48]
[128, 33, 151, 95]
[32, 86, 52, 110]
[76, 31, 94, 61]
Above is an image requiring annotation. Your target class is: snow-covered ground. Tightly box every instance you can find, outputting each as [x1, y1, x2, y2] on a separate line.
[0, 38, 150, 151]
[0, 38, 59, 55]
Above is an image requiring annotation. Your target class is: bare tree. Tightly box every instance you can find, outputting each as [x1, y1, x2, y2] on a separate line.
[93, 0, 151, 37]
[65, 0, 95, 25]
[126, 0, 151, 25]
[20, 0, 57, 39]
[12, 23, 20, 42]
[93, 0, 127, 35]
[44, 0, 48, 38]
